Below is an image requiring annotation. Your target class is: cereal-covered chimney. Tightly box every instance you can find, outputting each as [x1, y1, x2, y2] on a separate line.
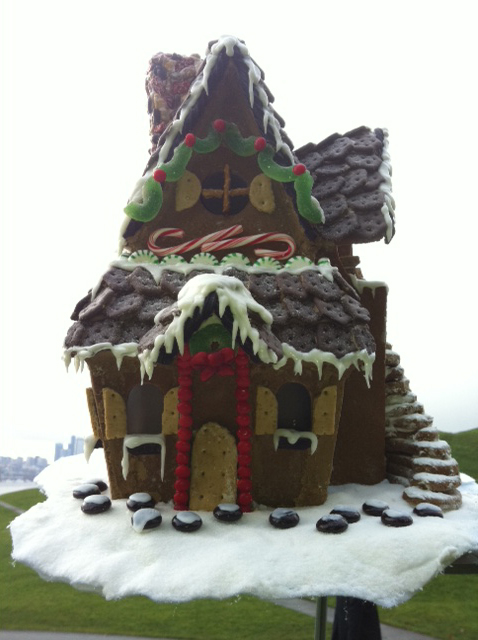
[146, 52, 202, 154]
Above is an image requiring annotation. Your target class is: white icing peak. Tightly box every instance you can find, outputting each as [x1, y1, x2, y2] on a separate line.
[126, 35, 294, 213]
[140, 273, 278, 379]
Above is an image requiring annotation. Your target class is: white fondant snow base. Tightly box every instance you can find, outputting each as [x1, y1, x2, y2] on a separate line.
[9, 452, 478, 608]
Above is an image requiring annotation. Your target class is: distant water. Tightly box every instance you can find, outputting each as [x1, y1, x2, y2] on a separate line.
[0, 480, 39, 496]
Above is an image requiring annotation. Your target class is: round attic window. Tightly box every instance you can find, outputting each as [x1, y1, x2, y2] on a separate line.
[201, 164, 249, 215]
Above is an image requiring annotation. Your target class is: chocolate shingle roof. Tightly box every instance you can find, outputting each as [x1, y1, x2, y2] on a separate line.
[64, 262, 375, 380]
[296, 127, 395, 244]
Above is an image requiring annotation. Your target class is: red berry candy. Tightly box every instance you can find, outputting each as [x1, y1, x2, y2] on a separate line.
[184, 133, 196, 147]
[237, 492, 252, 506]
[153, 169, 167, 183]
[213, 119, 226, 132]
[293, 163, 306, 176]
[254, 137, 267, 152]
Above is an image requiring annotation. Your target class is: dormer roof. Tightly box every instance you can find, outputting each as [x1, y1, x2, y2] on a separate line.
[122, 36, 395, 248]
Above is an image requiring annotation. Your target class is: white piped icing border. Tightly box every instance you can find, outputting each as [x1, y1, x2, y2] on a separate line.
[378, 129, 395, 243]
[273, 429, 318, 454]
[122, 434, 166, 481]
[65, 258, 375, 382]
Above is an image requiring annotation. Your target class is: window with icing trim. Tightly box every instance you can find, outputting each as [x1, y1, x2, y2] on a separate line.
[276, 383, 313, 451]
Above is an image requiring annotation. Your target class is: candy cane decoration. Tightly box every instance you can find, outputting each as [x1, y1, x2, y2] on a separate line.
[148, 226, 296, 260]
[202, 232, 296, 261]
[148, 225, 243, 257]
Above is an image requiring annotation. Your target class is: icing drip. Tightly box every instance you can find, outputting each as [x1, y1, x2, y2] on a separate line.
[64, 342, 138, 373]
[125, 36, 295, 218]
[378, 129, 395, 243]
[276, 344, 374, 385]
[122, 434, 166, 480]
[273, 429, 318, 454]
[140, 274, 277, 379]
[83, 435, 99, 462]
[350, 275, 389, 297]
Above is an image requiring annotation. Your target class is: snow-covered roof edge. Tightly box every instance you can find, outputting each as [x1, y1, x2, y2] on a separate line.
[119, 36, 296, 250]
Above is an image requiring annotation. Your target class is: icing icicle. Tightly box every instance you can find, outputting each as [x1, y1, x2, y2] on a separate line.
[122, 435, 166, 481]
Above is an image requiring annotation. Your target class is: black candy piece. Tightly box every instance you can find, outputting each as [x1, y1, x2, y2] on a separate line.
[73, 483, 101, 499]
[172, 511, 203, 532]
[381, 509, 413, 528]
[81, 495, 111, 515]
[131, 508, 162, 532]
[362, 499, 389, 516]
[316, 514, 348, 534]
[87, 478, 108, 492]
[213, 503, 243, 523]
[126, 492, 156, 512]
[330, 505, 361, 523]
[413, 502, 444, 518]
[269, 508, 300, 529]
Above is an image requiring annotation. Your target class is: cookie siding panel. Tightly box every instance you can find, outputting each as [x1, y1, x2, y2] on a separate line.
[162, 387, 179, 435]
[102, 388, 127, 439]
[85, 387, 100, 438]
[255, 386, 277, 435]
[313, 385, 337, 436]
[189, 422, 237, 511]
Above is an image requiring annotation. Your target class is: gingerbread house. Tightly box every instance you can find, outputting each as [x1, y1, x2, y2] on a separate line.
[64, 36, 461, 512]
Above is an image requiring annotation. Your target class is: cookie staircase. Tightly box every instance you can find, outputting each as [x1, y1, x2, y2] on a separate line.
[384, 344, 462, 509]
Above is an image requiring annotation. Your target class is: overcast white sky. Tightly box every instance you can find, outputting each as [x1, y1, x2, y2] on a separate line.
[1, 0, 477, 463]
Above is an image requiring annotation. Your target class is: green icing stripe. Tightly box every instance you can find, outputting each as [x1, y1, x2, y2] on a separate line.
[294, 172, 324, 223]
[257, 146, 295, 182]
[124, 177, 163, 222]
[194, 127, 222, 154]
[163, 144, 193, 182]
[124, 122, 324, 225]
[224, 123, 257, 156]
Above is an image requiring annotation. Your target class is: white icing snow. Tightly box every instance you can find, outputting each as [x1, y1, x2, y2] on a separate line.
[74, 483, 99, 493]
[273, 429, 318, 454]
[83, 495, 109, 505]
[64, 260, 375, 383]
[350, 274, 388, 296]
[363, 499, 388, 509]
[129, 492, 153, 503]
[276, 343, 375, 385]
[217, 503, 240, 512]
[63, 342, 138, 373]
[83, 435, 98, 462]
[131, 508, 161, 533]
[125, 35, 295, 219]
[9, 452, 478, 608]
[382, 509, 409, 520]
[378, 129, 395, 243]
[414, 503, 442, 514]
[139, 274, 278, 379]
[176, 511, 200, 524]
[271, 508, 296, 517]
[122, 434, 166, 481]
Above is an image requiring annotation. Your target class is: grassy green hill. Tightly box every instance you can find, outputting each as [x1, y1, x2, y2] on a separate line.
[1, 428, 477, 639]
[440, 428, 478, 478]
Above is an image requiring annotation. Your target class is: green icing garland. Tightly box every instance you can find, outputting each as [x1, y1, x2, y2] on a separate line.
[124, 176, 163, 223]
[124, 122, 324, 224]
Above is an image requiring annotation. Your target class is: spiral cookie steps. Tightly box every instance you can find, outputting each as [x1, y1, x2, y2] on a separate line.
[384, 345, 462, 510]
